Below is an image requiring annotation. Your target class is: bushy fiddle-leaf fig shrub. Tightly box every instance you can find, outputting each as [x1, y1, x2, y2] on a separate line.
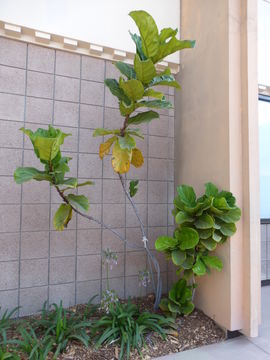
[156, 182, 241, 315]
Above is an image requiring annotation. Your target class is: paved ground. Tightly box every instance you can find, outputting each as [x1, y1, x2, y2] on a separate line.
[155, 286, 270, 360]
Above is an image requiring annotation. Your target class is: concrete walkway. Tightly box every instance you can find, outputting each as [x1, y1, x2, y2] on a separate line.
[155, 286, 270, 360]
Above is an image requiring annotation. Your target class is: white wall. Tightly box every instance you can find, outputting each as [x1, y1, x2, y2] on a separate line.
[0, 0, 180, 63]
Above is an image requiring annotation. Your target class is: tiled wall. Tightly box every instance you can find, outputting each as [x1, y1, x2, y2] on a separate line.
[261, 223, 270, 281]
[0, 37, 175, 316]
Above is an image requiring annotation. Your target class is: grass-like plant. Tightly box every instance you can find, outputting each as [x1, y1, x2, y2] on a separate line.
[0, 307, 19, 340]
[11, 327, 53, 360]
[93, 299, 176, 360]
[33, 301, 91, 357]
[0, 332, 20, 360]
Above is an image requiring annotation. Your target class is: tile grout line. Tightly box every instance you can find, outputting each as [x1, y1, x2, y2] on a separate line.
[47, 48, 57, 307]
[0, 272, 170, 293]
[100, 60, 106, 300]
[75, 54, 83, 305]
[0, 91, 174, 118]
[246, 337, 270, 357]
[17, 43, 29, 317]
[146, 115, 150, 297]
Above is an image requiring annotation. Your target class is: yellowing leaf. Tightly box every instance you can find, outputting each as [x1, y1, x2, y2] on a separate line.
[111, 141, 132, 174]
[131, 148, 144, 168]
[53, 204, 72, 231]
[99, 136, 117, 160]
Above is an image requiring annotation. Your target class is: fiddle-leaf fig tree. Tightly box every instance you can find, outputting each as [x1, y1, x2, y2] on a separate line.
[14, 10, 195, 310]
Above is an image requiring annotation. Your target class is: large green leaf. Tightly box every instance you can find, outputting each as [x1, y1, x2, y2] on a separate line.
[127, 110, 159, 126]
[159, 27, 178, 43]
[197, 228, 213, 239]
[194, 213, 214, 229]
[104, 79, 131, 104]
[120, 79, 144, 101]
[93, 128, 120, 137]
[192, 258, 206, 276]
[181, 301, 195, 315]
[119, 100, 135, 116]
[134, 54, 156, 84]
[213, 197, 231, 210]
[155, 236, 178, 251]
[21, 126, 70, 162]
[200, 238, 217, 251]
[53, 204, 72, 231]
[205, 182, 219, 197]
[177, 227, 199, 250]
[195, 198, 212, 216]
[143, 89, 165, 100]
[115, 61, 136, 79]
[14, 167, 51, 184]
[177, 185, 197, 207]
[60, 178, 77, 188]
[169, 279, 186, 303]
[126, 128, 144, 139]
[67, 194, 89, 212]
[217, 191, 236, 207]
[171, 250, 186, 266]
[202, 255, 223, 271]
[118, 134, 136, 151]
[212, 231, 222, 242]
[175, 211, 194, 225]
[136, 99, 172, 109]
[149, 74, 181, 89]
[53, 156, 71, 184]
[129, 32, 147, 60]
[153, 38, 196, 63]
[129, 10, 159, 58]
[129, 179, 139, 198]
[215, 208, 241, 223]
[181, 255, 194, 269]
[219, 222, 237, 236]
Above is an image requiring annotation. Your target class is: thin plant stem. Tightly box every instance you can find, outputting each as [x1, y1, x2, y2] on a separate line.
[118, 173, 162, 309]
[54, 185, 143, 251]
[106, 263, 109, 290]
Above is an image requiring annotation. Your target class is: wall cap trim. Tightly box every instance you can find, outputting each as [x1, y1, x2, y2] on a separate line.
[0, 20, 180, 74]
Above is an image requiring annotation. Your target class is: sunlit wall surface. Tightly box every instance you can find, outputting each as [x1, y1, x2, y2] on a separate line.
[259, 101, 270, 218]
[259, 0, 270, 219]
[259, 0, 270, 85]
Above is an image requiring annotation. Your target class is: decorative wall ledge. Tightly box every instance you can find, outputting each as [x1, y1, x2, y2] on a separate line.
[259, 84, 270, 97]
[0, 20, 180, 74]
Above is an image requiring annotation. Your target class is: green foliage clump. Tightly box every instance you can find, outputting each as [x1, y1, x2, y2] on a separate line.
[159, 279, 195, 317]
[0, 308, 18, 340]
[93, 299, 176, 360]
[156, 182, 241, 315]
[11, 327, 53, 360]
[14, 125, 94, 231]
[32, 301, 93, 357]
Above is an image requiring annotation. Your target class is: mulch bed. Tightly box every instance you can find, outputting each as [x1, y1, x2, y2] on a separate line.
[7, 295, 226, 359]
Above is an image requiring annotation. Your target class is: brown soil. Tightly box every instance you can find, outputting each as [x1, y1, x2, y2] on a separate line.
[6, 295, 226, 360]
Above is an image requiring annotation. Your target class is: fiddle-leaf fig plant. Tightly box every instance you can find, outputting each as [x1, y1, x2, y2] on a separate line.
[94, 9, 195, 175]
[156, 182, 241, 315]
[13, 10, 195, 310]
[159, 279, 195, 317]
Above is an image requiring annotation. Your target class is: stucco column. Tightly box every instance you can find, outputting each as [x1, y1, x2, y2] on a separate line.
[175, 0, 260, 336]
